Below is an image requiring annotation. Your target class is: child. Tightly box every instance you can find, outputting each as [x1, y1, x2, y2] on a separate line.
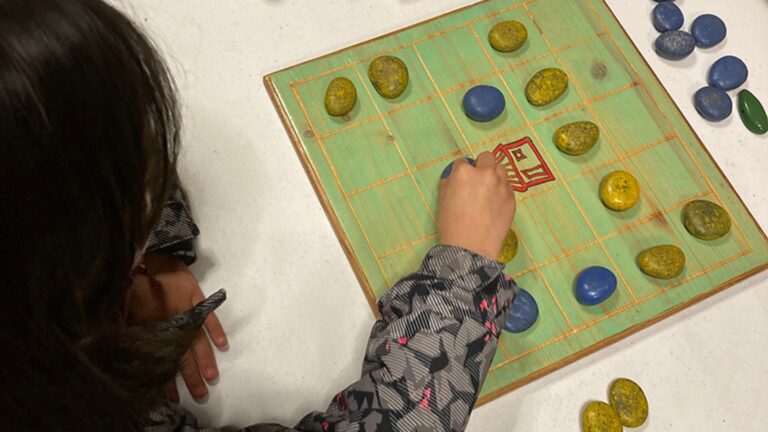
[0, 1, 517, 431]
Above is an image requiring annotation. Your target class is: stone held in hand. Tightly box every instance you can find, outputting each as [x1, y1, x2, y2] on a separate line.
[503, 288, 539, 333]
[654, 30, 695, 60]
[708, 55, 748, 91]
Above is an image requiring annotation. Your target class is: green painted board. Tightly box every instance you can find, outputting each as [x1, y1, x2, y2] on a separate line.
[265, 0, 768, 404]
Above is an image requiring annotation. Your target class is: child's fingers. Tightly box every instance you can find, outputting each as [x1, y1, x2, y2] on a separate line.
[192, 330, 219, 383]
[180, 351, 208, 399]
[166, 380, 180, 403]
[204, 311, 228, 349]
[475, 151, 495, 168]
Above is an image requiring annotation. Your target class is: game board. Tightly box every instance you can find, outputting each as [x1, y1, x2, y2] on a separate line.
[264, 0, 768, 404]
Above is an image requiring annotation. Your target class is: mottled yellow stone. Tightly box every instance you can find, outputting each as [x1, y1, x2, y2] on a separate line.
[525, 68, 568, 107]
[553, 121, 600, 155]
[582, 401, 623, 432]
[600, 170, 639, 211]
[498, 229, 518, 263]
[488, 20, 528, 52]
[324, 77, 357, 116]
[609, 378, 649, 428]
[682, 200, 731, 240]
[368, 56, 409, 99]
[637, 245, 686, 279]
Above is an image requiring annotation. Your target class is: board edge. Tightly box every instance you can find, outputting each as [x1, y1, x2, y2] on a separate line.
[263, 75, 382, 316]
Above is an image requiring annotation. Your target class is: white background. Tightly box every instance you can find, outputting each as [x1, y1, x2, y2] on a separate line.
[113, 0, 768, 430]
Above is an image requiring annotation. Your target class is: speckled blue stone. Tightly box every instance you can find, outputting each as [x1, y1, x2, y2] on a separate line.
[575, 266, 617, 306]
[463, 85, 505, 122]
[691, 14, 727, 48]
[504, 288, 539, 333]
[708, 56, 748, 91]
[652, 2, 683, 32]
[440, 157, 475, 179]
[654, 30, 695, 60]
[694, 86, 733, 122]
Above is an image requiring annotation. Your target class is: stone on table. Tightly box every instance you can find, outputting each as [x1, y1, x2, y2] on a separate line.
[324, 77, 357, 116]
[652, 2, 684, 32]
[575, 266, 617, 306]
[654, 30, 695, 60]
[368, 56, 409, 99]
[694, 86, 732, 122]
[553, 121, 600, 155]
[738, 89, 768, 135]
[503, 288, 538, 333]
[609, 378, 649, 428]
[637, 245, 686, 279]
[691, 14, 727, 48]
[525, 68, 569, 107]
[488, 20, 528, 53]
[682, 199, 731, 240]
[600, 170, 640, 211]
[708, 55, 748, 91]
[463, 85, 506, 122]
[582, 401, 623, 432]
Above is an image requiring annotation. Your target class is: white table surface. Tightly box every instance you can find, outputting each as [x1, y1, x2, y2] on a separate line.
[115, 0, 768, 430]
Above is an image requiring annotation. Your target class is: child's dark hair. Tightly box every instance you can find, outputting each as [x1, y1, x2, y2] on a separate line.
[0, 0, 198, 429]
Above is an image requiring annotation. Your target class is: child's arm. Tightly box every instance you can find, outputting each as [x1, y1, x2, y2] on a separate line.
[145, 187, 201, 264]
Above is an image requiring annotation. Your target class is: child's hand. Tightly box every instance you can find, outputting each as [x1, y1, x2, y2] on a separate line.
[438, 152, 517, 261]
[126, 254, 227, 401]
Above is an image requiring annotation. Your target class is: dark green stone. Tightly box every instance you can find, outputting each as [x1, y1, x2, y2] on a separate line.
[738, 89, 768, 135]
[682, 200, 731, 240]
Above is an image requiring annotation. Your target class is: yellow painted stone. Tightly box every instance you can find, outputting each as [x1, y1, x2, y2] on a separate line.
[600, 170, 639, 211]
[488, 20, 528, 52]
[637, 245, 686, 279]
[682, 199, 731, 240]
[525, 68, 568, 107]
[324, 77, 357, 116]
[554, 121, 600, 155]
[609, 378, 649, 428]
[498, 229, 518, 263]
[368, 56, 409, 99]
[582, 401, 623, 432]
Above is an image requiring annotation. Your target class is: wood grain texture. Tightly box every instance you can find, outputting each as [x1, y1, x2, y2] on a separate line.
[264, 0, 768, 404]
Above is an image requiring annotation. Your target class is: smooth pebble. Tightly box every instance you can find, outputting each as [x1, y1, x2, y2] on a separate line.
[368, 56, 409, 99]
[440, 157, 475, 180]
[575, 266, 617, 306]
[682, 200, 732, 240]
[504, 288, 538, 333]
[553, 121, 600, 155]
[654, 30, 695, 60]
[609, 378, 649, 428]
[600, 170, 639, 211]
[694, 86, 732, 122]
[498, 229, 519, 263]
[488, 20, 528, 53]
[324, 77, 357, 116]
[582, 401, 623, 432]
[525, 68, 569, 107]
[691, 14, 727, 48]
[463, 85, 506, 122]
[637, 245, 686, 279]
[738, 89, 768, 135]
[708, 56, 748, 91]
[652, 2, 684, 32]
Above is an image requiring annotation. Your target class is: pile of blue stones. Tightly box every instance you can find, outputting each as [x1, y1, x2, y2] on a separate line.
[651, 0, 767, 133]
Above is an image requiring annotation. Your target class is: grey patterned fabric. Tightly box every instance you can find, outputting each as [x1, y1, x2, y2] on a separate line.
[146, 187, 200, 265]
[146, 245, 516, 432]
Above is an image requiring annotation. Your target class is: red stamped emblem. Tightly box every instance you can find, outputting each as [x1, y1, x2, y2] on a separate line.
[493, 137, 555, 192]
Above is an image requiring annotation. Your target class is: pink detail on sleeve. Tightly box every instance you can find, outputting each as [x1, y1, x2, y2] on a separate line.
[419, 388, 432, 409]
[322, 421, 330, 431]
[479, 299, 488, 311]
[396, 337, 409, 345]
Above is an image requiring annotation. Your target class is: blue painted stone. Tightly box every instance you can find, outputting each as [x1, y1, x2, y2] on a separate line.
[575, 266, 617, 306]
[708, 56, 748, 91]
[652, 2, 683, 32]
[504, 288, 539, 333]
[691, 14, 727, 48]
[463, 85, 506, 122]
[694, 86, 733, 122]
[440, 157, 475, 179]
[654, 30, 695, 60]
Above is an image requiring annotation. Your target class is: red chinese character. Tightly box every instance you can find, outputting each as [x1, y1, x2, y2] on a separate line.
[493, 137, 555, 193]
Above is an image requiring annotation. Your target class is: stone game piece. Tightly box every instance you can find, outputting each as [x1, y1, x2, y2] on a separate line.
[575, 266, 617, 306]
[637, 245, 686, 279]
[503, 288, 539, 333]
[324, 77, 357, 116]
[691, 14, 727, 48]
[609, 378, 649, 428]
[694, 86, 733, 122]
[582, 401, 623, 432]
[463, 85, 506, 122]
[440, 157, 475, 180]
[682, 199, 732, 240]
[738, 89, 768, 135]
[652, 2, 684, 33]
[368, 56, 409, 99]
[553, 121, 600, 155]
[498, 229, 519, 263]
[488, 20, 528, 53]
[654, 30, 695, 60]
[708, 55, 748, 91]
[525, 68, 569, 107]
[600, 170, 640, 212]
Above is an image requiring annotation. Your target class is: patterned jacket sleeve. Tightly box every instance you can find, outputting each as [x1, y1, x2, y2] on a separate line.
[291, 244, 517, 432]
[145, 187, 201, 265]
